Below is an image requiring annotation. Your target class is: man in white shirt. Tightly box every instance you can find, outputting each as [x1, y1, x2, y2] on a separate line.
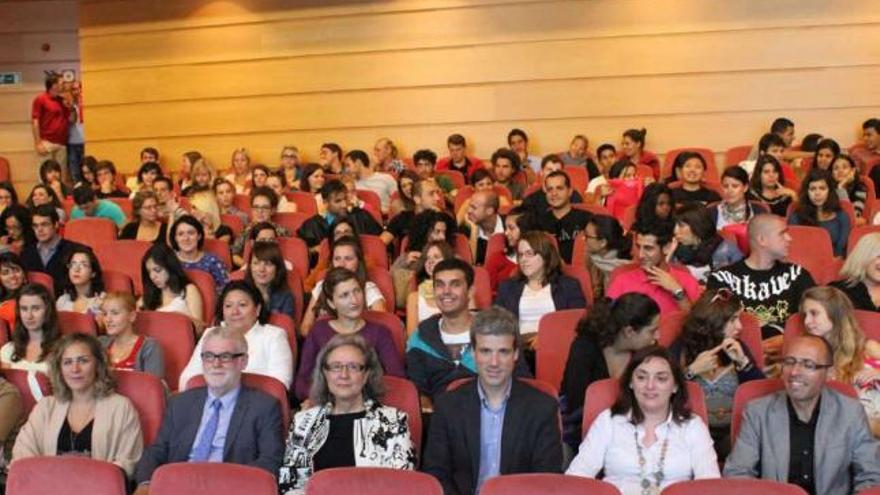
[346, 149, 397, 215]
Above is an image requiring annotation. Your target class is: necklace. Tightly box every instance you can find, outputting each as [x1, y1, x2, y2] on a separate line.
[634, 427, 669, 495]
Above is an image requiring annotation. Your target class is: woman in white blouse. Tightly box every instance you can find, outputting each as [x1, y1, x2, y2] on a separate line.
[566, 345, 719, 494]
[178, 280, 293, 390]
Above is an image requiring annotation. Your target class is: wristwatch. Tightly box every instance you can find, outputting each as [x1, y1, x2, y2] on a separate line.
[684, 368, 696, 380]
[672, 288, 686, 301]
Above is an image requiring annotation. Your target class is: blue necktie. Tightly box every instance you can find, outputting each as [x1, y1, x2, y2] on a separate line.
[191, 399, 222, 462]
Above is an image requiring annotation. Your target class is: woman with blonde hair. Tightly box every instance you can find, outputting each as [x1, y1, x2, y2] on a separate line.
[833, 232, 880, 312]
[183, 158, 216, 196]
[799, 286, 880, 435]
[225, 147, 252, 194]
[99, 291, 165, 379]
[12, 333, 143, 477]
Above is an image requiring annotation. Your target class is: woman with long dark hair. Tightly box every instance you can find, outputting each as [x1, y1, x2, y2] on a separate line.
[788, 167, 850, 256]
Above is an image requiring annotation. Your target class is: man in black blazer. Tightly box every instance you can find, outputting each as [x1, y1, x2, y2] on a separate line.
[133, 327, 283, 493]
[19, 205, 86, 295]
[422, 306, 562, 495]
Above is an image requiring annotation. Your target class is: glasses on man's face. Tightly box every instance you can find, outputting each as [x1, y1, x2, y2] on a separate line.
[323, 362, 366, 374]
[780, 357, 833, 372]
[201, 351, 245, 364]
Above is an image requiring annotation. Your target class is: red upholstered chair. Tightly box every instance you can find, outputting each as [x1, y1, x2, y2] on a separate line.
[562, 166, 589, 193]
[0, 319, 8, 348]
[731, 378, 856, 443]
[859, 488, 880, 495]
[436, 169, 466, 190]
[582, 378, 707, 438]
[233, 194, 251, 215]
[536, 309, 587, 391]
[184, 269, 216, 325]
[307, 467, 442, 495]
[662, 479, 808, 495]
[94, 240, 151, 294]
[561, 263, 594, 306]
[725, 145, 753, 168]
[102, 269, 134, 293]
[149, 463, 277, 495]
[268, 311, 298, 365]
[847, 224, 880, 256]
[27, 270, 55, 296]
[286, 190, 318, 216]
[784, 225, 838, 284]
[6, 457, 127, 495]
[220, 213, 245, 238]
[107, 197, 133, 219]
[784, 309, 880, 342]
[364, 310, 405, 358]
[454, 233, 474, 265]
[472, 266, 492, 309]
[382, 376, 423, 459]
[0, 369, 52, 417]
[114, 370, 166, 446]
[135, 311, 195, 391]
[186, 372, 290, 433]
[662, 147, 719, 183]
[481, 473, 620, 495]
[57, 310, 98, 336]
[356, 190, 383, 217]
[0, 156, 9, 182]
[572, 203, 612, 217]
[362, 234, 390, 270]
[203, 238, 232, 270]
[366, 266, 395, 313]
[271, 211, 309, 234]
[484, 233, 507, 265]
[64, 218, 117, 247]
[658, 311, 764, 370]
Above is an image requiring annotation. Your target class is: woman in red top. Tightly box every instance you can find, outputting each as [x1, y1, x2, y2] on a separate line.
[98, 291, 164, 380]
[620, 128, 661, 180]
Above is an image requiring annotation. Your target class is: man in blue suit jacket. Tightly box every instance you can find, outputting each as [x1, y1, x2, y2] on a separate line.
[133, 327, 283, 493]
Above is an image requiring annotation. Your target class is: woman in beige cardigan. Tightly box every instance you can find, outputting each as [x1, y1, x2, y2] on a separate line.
[12, 333, 143, 477]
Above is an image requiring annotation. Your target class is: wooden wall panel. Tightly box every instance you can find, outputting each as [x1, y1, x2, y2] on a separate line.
[79, 0, 880, 177]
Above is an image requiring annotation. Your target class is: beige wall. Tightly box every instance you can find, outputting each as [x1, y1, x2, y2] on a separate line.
[79, 0, 880, 176]
[0, 0, 80, 195]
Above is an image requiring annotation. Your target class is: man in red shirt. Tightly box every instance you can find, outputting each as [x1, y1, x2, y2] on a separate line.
[436, 133, 484, 179]
[31, 73, 72, 176]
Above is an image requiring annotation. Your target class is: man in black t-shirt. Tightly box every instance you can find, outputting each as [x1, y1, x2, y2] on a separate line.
[539, 170, 591, 264]
[522, 154, 583, 212]
[707, 214, 815, 363]
[381, 177, 444, 246]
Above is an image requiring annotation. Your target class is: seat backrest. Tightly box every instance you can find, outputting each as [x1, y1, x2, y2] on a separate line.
[0, 156, 9, 182]
[436, 169, 466, 190]
[306, 467, 442, 495]
[268, 311, 298, 366]
[361, 234, 389, 270]
[481, 473, 620, 495]
[102, 269, 134, 293]
[363, 310, 405, 358]
[271, 211, 309, 234]
[287, 191, 318, 216]
[219, 213, 245, 238]
[659, 311, 764, 372]
[185, 373, 290, 433]
[562, 166, 589, 194]
[355, 190, 383, 217]
[725, 145, 753, 168]
[382, 376, 423, 460]
[150, 463, 277, 495]
[135, 311, 195, 391]
[536, 309, 587, 390]
[484, 233, 507, 266]
[784, 225, 835, 284]
[27, 270, 55, 296]
[472, 266, 492, 309]
[731, 378, 857, 443]
[0, 369, 52, 417]
[57, 310, 98, 336]
[847, 225, 880, 256]
[560, 263, 594, 306]
[662, 147, 718, 182]
[114, 369, 166, 446]
[233, 194, 251, 215]
[64, 218, 117, 248]
[203, 238, 232, 270]
[279, 236, 310, 281]
[454, 233, 474, 265]
[94, 240, 151, 294]
[184, 269, 217, 326]
[661, 478, 809, 495]
[571, 203, 612, 217]
[366, 266, 395, 313]
[582, 378, 707, 438]
[6, 457, 127, 495]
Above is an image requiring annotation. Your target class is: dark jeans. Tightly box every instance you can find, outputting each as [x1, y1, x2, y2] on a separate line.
[67, 143, 84, 183]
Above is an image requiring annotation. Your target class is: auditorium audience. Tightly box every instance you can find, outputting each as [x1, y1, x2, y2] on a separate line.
[423, 307, 562, 494]
[94, 160, 129, 199]
[670, 203, 744, 283]
[297, 179, 382, 259]
[710, 166, 767, 230]
[559, 134, 600, 178]
[373, 137, 406, 174]
[436, 133, 484, 179]
[857, 119, 880, 195]
[183, 159, 216, 197]
[831, 154, 867, 223]
[582, 215, 631, 299]
[70, 184, 126, 227]
[668, 151, 721, 206]
[495, 231, 586, 346]
[708, 214, 815, 365]
[12, 333, 143, 476]
[40, 159, 71, 199]
[119, 190, 167, 242]
[799, 286, 880, 435]
[278, 334, 415, 494]
[0, 252, 25, 328]
[214, 178, 249, 227]
[812, 138, 841, 171]
[832, 232, 880, 312]
[129, 161, 162, 199]
[55, 245, 105, 316]
[0, 205, 33, 253]
[747, 154, 797, 217]
[539, 170, 592, 264]
[139, 243, 203, 325]
[606, 221, 701, 314]
[620, 128, 660, 179]
[231, 187, 290, 266]
[405, 240, 455, 334]
[485, 206, 534, 294]
[788, 167, 850, 256]
[20, 205, 86, 294]
[278, 145, 301, 186]
[178, 151, 202, 191]
[460, 188, 504, 265]
[490, 147, 525, 201]
[99, 291, 165, 379]
[295, 267, 404, 401]
[301, 236, 386, 334]
[25, 183, 65, 223]
[561, 294, 660, 449]
[348, 149, 396, 214]
[318, 142, 344, 175]
[0, 284, 60, 372]
[245, 242, 295, 321]
[0, 182, 18, 217]
[170, 215, 230, 292]
[265, 171, 297, 213]
[567, 346, 720, 491]
[412, 148, 455, 197]
[670, 289, 763, 459]
[723, 335, 880, 494]
[634, 182, 674, 233]
[225, 147, 252, 194]
[522, 154, 584, 211]
[250, 164, 270, 190]
[382, 175, 444, 248]
[134, 326, 283, 493]
[585, 143, 619, 204]
[507, 128, 542, 174]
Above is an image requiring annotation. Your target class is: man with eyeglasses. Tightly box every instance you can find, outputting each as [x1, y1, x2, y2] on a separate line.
[20, 204, 87, 296]
[231, 186, 290, 267]
[724, 335, 880, 495]
[134, 327, 283, 494]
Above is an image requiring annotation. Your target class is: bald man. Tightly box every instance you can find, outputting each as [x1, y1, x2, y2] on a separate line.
[463, 189, 503, 265]
[724, 335, 880, 495]
[707, 214, 815, 361]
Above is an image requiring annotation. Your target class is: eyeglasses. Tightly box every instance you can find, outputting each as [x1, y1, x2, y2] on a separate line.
[201, 352, 246, 364]
[780, 357, 833, 372]
[323, 362, 366, 374]
[282, 154, 297, 159]
[710, 288, 735, 304]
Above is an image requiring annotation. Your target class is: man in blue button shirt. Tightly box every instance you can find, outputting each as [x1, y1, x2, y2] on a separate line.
[133, 327, 283, 494]
[423, 306, 562, 495]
